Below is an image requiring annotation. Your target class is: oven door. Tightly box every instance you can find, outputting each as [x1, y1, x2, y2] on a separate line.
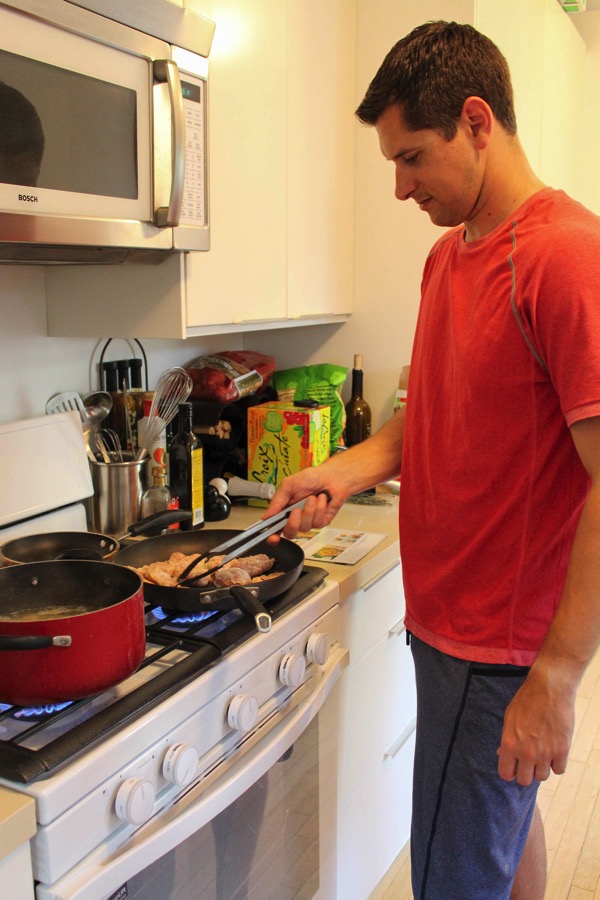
[36, 645, 348, 900]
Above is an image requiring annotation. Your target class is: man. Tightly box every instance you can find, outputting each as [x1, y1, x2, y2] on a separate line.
[264, 21, 600, 900]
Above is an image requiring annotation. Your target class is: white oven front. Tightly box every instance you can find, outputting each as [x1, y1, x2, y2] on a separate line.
[35, 642, 346, 900]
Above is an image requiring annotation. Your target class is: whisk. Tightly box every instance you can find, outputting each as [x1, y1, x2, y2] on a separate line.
[135, 366, 193, 460]
[96, 428, 123, 463]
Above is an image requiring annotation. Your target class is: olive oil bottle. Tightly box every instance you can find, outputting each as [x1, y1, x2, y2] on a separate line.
[168, 403, 204, 529]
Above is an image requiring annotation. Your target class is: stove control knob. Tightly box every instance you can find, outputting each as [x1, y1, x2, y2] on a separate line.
[306, 632, 331, 666]
[279, 653, 306, 688]
[115, 778, 155, 826]
[228, 694, 259, 732]
[163, 743, 199, 787]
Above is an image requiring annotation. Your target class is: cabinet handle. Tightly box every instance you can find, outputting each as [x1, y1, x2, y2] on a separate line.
[388, 617, 406, 638]
[384, 717, 416, 760]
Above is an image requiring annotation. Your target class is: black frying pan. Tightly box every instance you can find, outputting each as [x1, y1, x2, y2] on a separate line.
[0, 511, 190, 566]
[112, 528, 305, 615]
[0, 530, 119, 565]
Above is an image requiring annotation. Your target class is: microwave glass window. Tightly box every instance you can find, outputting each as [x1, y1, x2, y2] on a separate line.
[0, 49, 137, 197]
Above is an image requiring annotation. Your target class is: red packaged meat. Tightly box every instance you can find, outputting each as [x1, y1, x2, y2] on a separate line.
[186, 351, 276, 402]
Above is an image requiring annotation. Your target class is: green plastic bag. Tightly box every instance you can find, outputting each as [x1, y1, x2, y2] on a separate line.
[272, 363, 348, 452]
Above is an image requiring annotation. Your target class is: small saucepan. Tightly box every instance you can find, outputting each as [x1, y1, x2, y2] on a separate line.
[0, 560, 145, 706]
[0, 510, 191, 566]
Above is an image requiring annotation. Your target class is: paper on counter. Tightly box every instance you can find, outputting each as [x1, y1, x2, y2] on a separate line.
[294, 527, 386, 565]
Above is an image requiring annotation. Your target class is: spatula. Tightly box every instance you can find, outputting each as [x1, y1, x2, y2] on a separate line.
[46, 391, 96, 461]
[45, 391, 89, 421]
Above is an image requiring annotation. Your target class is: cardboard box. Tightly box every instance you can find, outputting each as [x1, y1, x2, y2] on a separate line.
[247, 402, 330, 502]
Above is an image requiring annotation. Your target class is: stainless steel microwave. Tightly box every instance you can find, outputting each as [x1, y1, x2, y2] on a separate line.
[0, 0, 214, 263]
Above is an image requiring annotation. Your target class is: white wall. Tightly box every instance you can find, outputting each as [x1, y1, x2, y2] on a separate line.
[572, 10, 600, 215]
[0, 266, 239, 422]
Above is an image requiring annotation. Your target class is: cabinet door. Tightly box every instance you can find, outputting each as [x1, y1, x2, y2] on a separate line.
[286, 0, 356, 320]
[337, 562, 415, 898]
[184, 0, 288, 328]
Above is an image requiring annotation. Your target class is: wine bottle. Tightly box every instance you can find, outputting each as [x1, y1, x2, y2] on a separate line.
[345, 354, 372, 446]
[168, 402, 204, 529]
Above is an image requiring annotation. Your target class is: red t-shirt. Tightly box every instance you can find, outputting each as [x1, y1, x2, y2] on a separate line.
[402, 188, 600, 665]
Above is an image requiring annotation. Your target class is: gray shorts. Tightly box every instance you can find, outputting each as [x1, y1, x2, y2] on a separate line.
[410, 636, 539, 900]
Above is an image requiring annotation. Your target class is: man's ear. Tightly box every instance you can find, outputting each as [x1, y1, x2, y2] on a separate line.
[460, 96, 493, 149]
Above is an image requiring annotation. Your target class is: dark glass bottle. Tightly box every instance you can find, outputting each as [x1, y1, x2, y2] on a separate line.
[345, 354, 372, 446]
[103, 360, 118, 393]
[103, 361, 126, 454]
[128, 358, 145, 421]
[168, 403, 204, 529]
[109, 360, 137, 453]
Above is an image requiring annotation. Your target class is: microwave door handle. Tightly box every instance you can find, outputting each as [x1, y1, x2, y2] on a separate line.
[153, 59, 185, 227]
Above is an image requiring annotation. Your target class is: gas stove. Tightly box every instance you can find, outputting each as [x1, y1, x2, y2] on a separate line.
[0, 565, 330, 785]
[0, 569, 341, 889]
[0, 413, 346, 899]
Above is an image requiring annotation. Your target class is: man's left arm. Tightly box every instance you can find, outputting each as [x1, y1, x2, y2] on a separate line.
[497, 415, 600, 786]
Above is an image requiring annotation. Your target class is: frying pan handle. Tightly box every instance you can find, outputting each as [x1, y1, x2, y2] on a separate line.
[0, 635, 72, 650]
[229, 586, 272, 633]
[125, 509, 192, 537]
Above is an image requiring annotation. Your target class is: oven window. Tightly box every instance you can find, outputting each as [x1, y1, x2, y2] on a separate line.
[122, 718, 322, 900]
[0, 48, 137, 198]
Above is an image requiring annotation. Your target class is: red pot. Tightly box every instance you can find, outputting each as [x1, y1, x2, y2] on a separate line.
[0, 560, 145, 706]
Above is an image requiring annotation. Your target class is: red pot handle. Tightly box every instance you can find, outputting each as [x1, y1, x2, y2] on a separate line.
[0, 635, 72, 650]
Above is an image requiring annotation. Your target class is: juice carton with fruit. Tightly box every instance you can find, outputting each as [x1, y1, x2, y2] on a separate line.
[247, 402, 330, 505]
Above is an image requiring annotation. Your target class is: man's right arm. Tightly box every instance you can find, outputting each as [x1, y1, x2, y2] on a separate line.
[264, 407, 406, 538]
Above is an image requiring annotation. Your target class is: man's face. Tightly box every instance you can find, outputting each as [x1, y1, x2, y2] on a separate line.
[374, 104, 484, 230]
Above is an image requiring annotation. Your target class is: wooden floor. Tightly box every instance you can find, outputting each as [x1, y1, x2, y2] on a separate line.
[370, 647, 600, 900]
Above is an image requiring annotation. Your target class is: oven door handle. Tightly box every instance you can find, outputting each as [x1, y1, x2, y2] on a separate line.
[38, 645, 349, 900]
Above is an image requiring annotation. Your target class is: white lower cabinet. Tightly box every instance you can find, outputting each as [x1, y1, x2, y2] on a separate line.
[336, 561, 416, 900]
[0, 843, 35, 899]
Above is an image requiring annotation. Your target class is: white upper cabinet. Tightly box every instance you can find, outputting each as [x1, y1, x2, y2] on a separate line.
[286, 0, 356, 321]
[184, 0, 288, 329]
[46, 0, 356, 339]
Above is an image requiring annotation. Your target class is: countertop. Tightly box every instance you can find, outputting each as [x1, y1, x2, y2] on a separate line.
[0, 786, 36, 861]
[0, 489, 401, 860]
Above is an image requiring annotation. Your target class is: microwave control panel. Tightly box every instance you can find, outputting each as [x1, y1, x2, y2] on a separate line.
[180, 74, 206, 227]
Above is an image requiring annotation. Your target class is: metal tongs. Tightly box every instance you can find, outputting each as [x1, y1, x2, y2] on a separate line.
[178, 494, 327, 587]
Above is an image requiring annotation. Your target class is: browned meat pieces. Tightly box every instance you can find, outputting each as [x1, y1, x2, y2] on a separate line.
[213, 566, 252, 587]
[133, 551, 275, 588]
[226, 554, 276, 577]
